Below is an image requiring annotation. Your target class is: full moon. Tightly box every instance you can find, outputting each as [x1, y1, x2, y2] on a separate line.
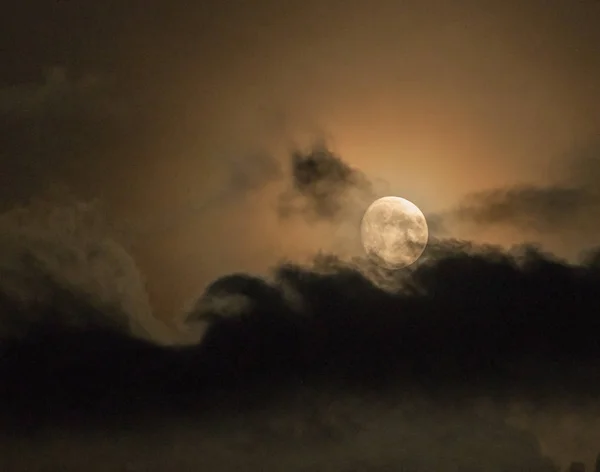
[360, 196, 429, 269]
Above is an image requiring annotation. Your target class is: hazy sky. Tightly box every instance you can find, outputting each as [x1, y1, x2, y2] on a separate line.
[2, 0, 599, 318]
[4, 5, 600, 470]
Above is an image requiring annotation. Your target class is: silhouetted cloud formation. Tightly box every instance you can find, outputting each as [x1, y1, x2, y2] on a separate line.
[456, 184, 595, 231]
[4, 239, 600, 393]
[4, 239, 600, 469]
[278, 142, 375, 222]
[454, 149, 600, 242]
[0, 198, 176, 343]
[4, 204, 600, 470]
[3, 144, 600, 470]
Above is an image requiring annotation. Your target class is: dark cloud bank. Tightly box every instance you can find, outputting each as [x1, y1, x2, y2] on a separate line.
[2, 146, 600, 471]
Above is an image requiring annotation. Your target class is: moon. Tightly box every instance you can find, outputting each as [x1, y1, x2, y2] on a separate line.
[360, 196, 429, 269]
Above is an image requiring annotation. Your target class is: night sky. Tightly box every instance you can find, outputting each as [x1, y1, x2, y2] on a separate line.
[1, 1, 600, 471]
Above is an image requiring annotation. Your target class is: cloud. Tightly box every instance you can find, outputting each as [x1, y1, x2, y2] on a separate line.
[182, 240, 600, 392]
[455, 184, 596, 232]
[0, 385, 559, 472]
[452, 150, 600, 246]
[186, 273, 286, 325]
[2, 143, 600, 469]
[2, 236, 600, 468]
[0, 197, 176, 343]
[277, 142, 376, 222]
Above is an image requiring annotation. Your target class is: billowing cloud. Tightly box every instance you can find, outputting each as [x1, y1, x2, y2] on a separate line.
[0, 197, 176, 343]
[277, 143, 376, 222]
[3, 239, 600, 468]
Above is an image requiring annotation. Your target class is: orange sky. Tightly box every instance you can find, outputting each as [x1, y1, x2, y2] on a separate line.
[2, 0, 599, 318]
[127, 1, 600, 317]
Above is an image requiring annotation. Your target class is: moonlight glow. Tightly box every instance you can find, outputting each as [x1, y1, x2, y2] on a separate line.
[360, 196, 429, 269]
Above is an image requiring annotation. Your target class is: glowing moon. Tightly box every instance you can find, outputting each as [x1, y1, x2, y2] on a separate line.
[360, 196, 428, 269]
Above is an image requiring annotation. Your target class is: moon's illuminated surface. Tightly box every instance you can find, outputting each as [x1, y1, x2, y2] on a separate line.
[360, 196, 429, 269]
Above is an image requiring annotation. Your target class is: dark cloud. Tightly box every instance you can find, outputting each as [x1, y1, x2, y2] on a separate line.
[455, 184, 595, 231]
[0, 198, 176, 343]
[6, 239, 600, 392]
[1, 1, 599, 468]
[277, 143, 376, 222]
[2, 132, 599, 468]
[3, 237, 600, 468]
[0, 379, 559, 471]
[453, 151, 600, 242]
[179, 240, 600, 399]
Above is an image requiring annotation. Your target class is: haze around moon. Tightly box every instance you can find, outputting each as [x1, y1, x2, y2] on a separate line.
[360, 196, 429, 269]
